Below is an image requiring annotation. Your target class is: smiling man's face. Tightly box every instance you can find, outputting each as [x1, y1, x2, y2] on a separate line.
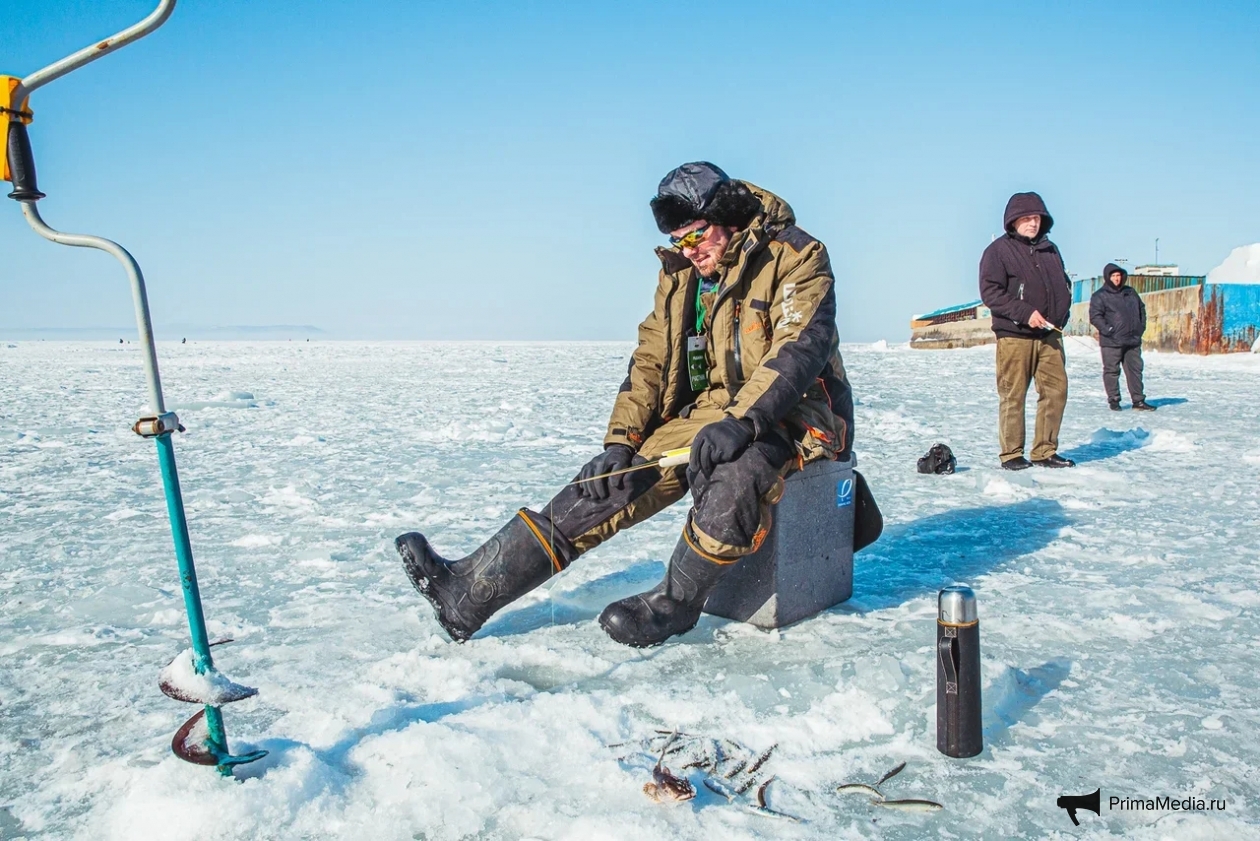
[670, 220, 733, 277]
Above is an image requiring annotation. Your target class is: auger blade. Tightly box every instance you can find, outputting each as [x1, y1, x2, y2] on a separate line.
[159, 676, 258, 705]
[158, 648, 259, 705]
[171, 709, 269, 769]
[171, 709, 218, 766]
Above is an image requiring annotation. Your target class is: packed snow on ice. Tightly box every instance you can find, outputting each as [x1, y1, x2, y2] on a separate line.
[1, 340, 1258, 840]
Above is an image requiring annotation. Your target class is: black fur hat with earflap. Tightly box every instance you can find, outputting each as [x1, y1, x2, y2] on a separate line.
[650, 161, 763, 234]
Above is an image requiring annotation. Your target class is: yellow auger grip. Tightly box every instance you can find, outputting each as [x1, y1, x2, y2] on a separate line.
[2, 75, 35, 185]
[657, 447, 691, 468]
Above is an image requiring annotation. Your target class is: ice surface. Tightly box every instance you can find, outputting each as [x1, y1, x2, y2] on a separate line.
[1, 340, 1259, 840]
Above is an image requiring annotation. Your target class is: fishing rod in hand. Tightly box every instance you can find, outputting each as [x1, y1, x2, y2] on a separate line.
[566, 447, 692, 487]
[1048, 324, 1100, 352]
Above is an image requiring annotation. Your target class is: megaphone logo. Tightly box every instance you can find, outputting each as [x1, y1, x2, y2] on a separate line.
[1056, 788, 1101, 826]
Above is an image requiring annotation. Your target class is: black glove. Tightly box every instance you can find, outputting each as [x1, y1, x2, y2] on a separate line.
[690, 416, 756, 476]
[576, 444, 635, 501]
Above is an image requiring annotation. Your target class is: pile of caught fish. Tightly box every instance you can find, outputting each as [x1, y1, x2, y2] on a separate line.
[612, 730, 945, 823]
[610, 730, 798, 821]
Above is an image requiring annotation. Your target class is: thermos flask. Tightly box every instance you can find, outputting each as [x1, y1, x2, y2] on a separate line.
[936, 585, 982, 757]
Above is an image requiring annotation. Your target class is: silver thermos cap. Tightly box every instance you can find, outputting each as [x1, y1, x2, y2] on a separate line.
[938, 586, 978, 625]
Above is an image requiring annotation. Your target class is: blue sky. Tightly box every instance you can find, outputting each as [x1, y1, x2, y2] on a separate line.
[3, 0, 1257, 341]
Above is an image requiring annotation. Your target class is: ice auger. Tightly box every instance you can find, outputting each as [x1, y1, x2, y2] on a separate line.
[4, 0, 266, 775]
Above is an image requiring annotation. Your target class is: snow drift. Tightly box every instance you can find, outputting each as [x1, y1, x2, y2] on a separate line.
[1207, 242, 1260, 284]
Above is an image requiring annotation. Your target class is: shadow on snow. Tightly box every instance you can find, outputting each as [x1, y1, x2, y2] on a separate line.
[479, 561, 665, 639]
[848, 497, 1070, 612]
[983, 659, 1073, 748]
[1060, 428, 1150, 465]
[233, 695, 493, 782]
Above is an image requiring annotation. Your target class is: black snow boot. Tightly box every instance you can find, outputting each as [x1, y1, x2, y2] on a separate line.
[396, 510, 574, 642]
[1132, 400, 1156, 411]
[599, 529, 735, 648]
[1109, 400, 1121, 411]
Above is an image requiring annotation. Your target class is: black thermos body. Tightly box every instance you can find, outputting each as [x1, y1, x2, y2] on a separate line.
[936, 585, 982, 758]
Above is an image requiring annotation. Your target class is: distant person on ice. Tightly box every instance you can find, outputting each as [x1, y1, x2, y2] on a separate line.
[979, 192, 1075, 470]
[1089, 263, 1155, 411]
[396, 161, 863, 647]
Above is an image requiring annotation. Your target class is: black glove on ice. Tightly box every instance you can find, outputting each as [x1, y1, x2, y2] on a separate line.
[690, 416, 756, 477]
[576, 444, 635, 501]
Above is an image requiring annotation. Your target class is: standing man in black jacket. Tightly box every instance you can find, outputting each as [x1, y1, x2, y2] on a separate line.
[1089, 263, 1155, 411]
[979, 192, 1075, 470]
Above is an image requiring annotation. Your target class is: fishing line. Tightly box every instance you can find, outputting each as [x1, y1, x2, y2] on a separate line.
[1049, 324, 1099, 353]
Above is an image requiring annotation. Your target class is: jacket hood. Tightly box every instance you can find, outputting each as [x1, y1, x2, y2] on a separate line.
[1003, 191, 1054, 237]
[743, 182, 795, 231]
[1103, 262, 1129, 287]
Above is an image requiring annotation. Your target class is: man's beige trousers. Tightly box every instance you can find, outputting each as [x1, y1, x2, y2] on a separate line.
[995, 335, 1068, 463]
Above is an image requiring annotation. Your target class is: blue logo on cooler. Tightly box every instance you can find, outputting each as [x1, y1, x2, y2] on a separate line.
[836, 478, 854, 507]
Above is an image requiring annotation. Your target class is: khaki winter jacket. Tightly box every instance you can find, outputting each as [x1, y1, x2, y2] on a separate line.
[604, 184, 854, 466]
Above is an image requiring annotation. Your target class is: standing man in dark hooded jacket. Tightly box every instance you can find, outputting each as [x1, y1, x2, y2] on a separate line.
[396, 162, 873, 648]
[979, 192, 1075, 470]
[1089, 263, 1154, 411]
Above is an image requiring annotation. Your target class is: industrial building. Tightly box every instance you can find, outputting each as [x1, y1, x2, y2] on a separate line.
[910, 267, 1260, 353]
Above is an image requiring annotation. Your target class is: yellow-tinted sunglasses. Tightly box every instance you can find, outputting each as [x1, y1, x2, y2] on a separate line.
[669, 224, 710, 249]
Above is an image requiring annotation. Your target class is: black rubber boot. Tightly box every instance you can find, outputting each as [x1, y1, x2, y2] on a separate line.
[396, 510, 574, 642]
[599, 530, 735, 648]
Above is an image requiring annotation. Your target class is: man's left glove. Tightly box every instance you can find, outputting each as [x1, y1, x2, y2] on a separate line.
[690, 416, 756, 477]
[576, 444, 635, 501]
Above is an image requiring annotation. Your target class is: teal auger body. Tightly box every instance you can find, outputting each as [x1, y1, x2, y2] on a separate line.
[6, 0, 266, 776]
[155, 433, 266, 774]
[155, 435, 213, 672]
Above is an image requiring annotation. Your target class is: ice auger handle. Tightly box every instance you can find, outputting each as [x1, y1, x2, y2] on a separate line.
[5, 120, 44, 201]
